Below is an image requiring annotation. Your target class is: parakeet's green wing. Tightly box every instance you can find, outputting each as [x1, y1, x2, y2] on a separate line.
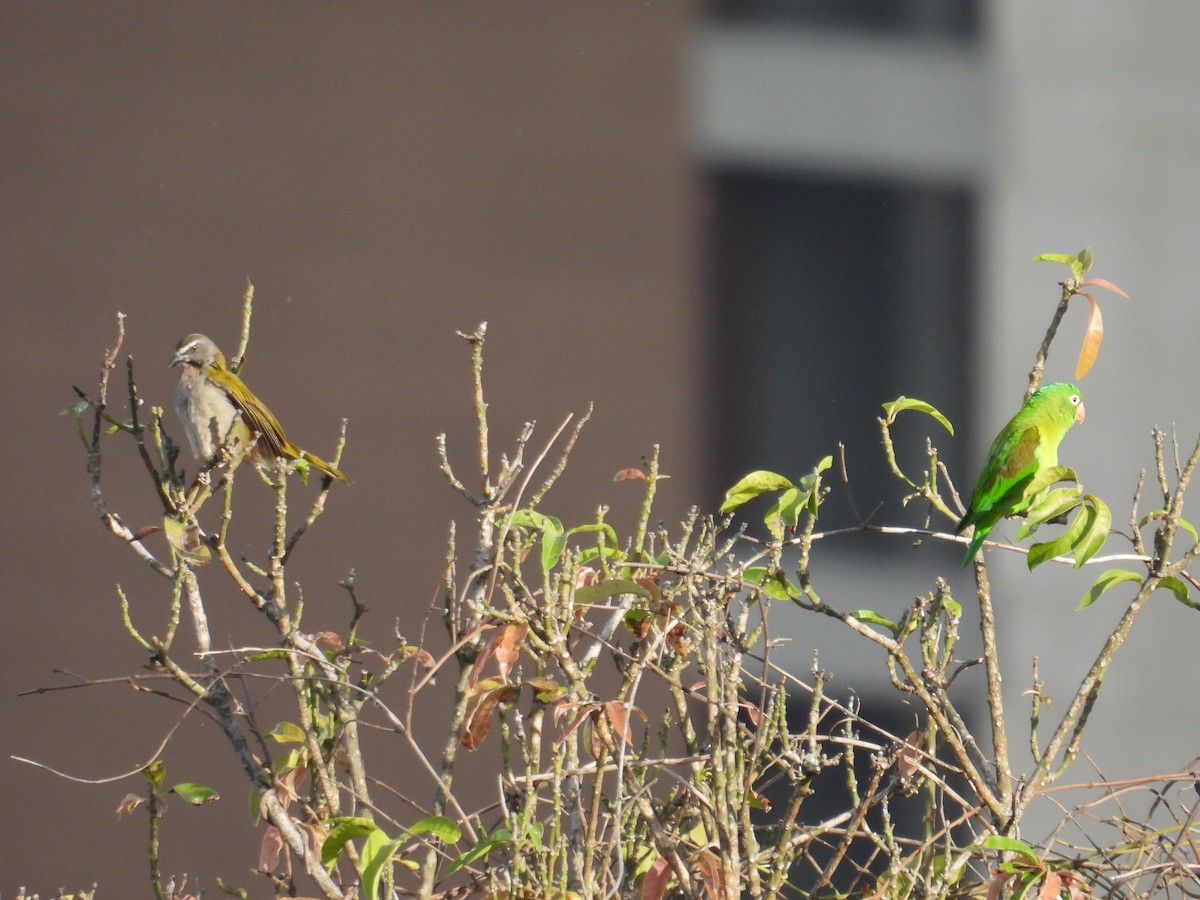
[958, 425, 1040, 532]
[956, 382, 1083, 565]
[205, 365, 290, 457]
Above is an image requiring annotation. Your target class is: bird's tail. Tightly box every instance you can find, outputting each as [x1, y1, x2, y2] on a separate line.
[297, 448, 352, 484]
[960, 528, 986, 568]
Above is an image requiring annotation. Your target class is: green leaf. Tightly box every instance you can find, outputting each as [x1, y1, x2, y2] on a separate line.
[977, 834, 1040, 863]
[405, 815, 461, 842]
[765, 486, 810, 540]
[1034, 251, 1084, 280]
[141, 760, 166, 790]
[170, 782, 219, 805]
[574, 579, 652, 605]
[742, 567, 801, 601]
[163, 516, 212, 565]
[247, 649, 288, 661]
[1077, 246, 1094, 275]
[266, 721, 308, 744]
[1072, 496, 1111, 567]
[361, 828, 406, 900]
[60, 400, 89, 417]
[848, 609, 899, 634]
[719, 471, 794, 514]
[575, 545, 625, 565]
[1027, 502, 1090, 570]
[1079, 568, 1142, 610]
[1021, 465, 1078, 499]
[511, 509, 565, 573]
[292, 456, 311, 485]
[444, 827, 512, 878]
[1157, 575, 1194, 608]
[1014, 487, 1081, 541]
[564, 522, 620, 550]
[321, 816, 377, 867]
[881, 397, 954, 435]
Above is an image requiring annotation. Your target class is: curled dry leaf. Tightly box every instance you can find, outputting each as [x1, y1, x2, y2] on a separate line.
[309, 631, 345, 652]
[635, 576, 661, 602]
[494, 623, 528, 681]
[258, 825, 284, 873]
[461, 682, 518, 750]
[613, 467, 647, 482]
[694, 849, 725, 898]
[898, 730, 923, 780]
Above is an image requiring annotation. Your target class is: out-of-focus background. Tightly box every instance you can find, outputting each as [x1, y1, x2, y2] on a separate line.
[4, 2, 1199, 893]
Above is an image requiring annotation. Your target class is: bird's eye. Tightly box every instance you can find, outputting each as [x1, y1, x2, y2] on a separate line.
[1071, 395, 1080, 405]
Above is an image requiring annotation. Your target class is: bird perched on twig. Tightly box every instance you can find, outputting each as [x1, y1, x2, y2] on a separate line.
[956, 382, 1084, 566]
[169, 333, 351, 484]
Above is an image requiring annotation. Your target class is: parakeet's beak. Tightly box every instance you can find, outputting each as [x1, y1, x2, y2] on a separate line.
[1075, 402, 1086, 424]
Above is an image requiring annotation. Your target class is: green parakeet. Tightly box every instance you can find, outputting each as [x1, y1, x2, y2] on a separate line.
[956, 382, 1085, 566]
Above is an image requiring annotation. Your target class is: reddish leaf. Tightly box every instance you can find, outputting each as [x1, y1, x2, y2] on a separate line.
[898, 730, 922, 779]
[132, 525, 162, 541]
[635, 577, 662, 602]
[740, 699, 763, 731]
[1075, 294, 1103, 380]
[624, 608, 652, 639]
[640, 856, 670, 900]
[694, 848, 725, 898]
[555, 701, 596, 739]
[613, 467, 648, 482]
[748, 787, 772, 812]
[116, 793, 143, 816]
[258, 825, 284, 872]
[603, 700, 646, 748]
[527, 676, 565, 702]
[575, 565, 600, 587]
[1079, 277, 1129, 298]
[276, 764, 307, 805]
[494, 623, 528, 681]
[467, 625, 501, 689]
[666, 622, 690, 657]
[460, 682, 518, 750]
[415, 648, 435, 672]
[310, 631, 344, 652]
[987, 871, 1014, 900]
[301, 821, 327, 862]
[1038, 872, 1063, 900]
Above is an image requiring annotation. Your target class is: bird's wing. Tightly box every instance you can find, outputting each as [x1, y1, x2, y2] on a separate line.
[206, 366, 288, 457]
[959, 424, 1042, 530]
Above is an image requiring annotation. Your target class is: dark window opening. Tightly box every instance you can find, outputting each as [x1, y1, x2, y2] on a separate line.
[707, 169, 976, 544]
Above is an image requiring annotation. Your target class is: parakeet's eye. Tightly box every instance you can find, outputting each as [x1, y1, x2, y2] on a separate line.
[1070, 394, 1080, 405]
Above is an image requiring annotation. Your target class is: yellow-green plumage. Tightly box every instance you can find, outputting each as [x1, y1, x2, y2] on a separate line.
[170, 333, 351, 484]
[956, 383, 1084, 566]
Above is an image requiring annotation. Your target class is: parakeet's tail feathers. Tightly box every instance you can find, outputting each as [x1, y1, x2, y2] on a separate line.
[956, 473, 1036, 535]
[298, 449, 353, 484]
[960, 530, 987, 567]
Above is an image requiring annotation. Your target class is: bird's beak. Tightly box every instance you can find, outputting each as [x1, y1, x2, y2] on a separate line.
[168, 348, 184, 369]
[1075, 402, 1086, 424]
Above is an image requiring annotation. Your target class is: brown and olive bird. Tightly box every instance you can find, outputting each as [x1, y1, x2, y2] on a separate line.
[170, 333, 351, 484]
